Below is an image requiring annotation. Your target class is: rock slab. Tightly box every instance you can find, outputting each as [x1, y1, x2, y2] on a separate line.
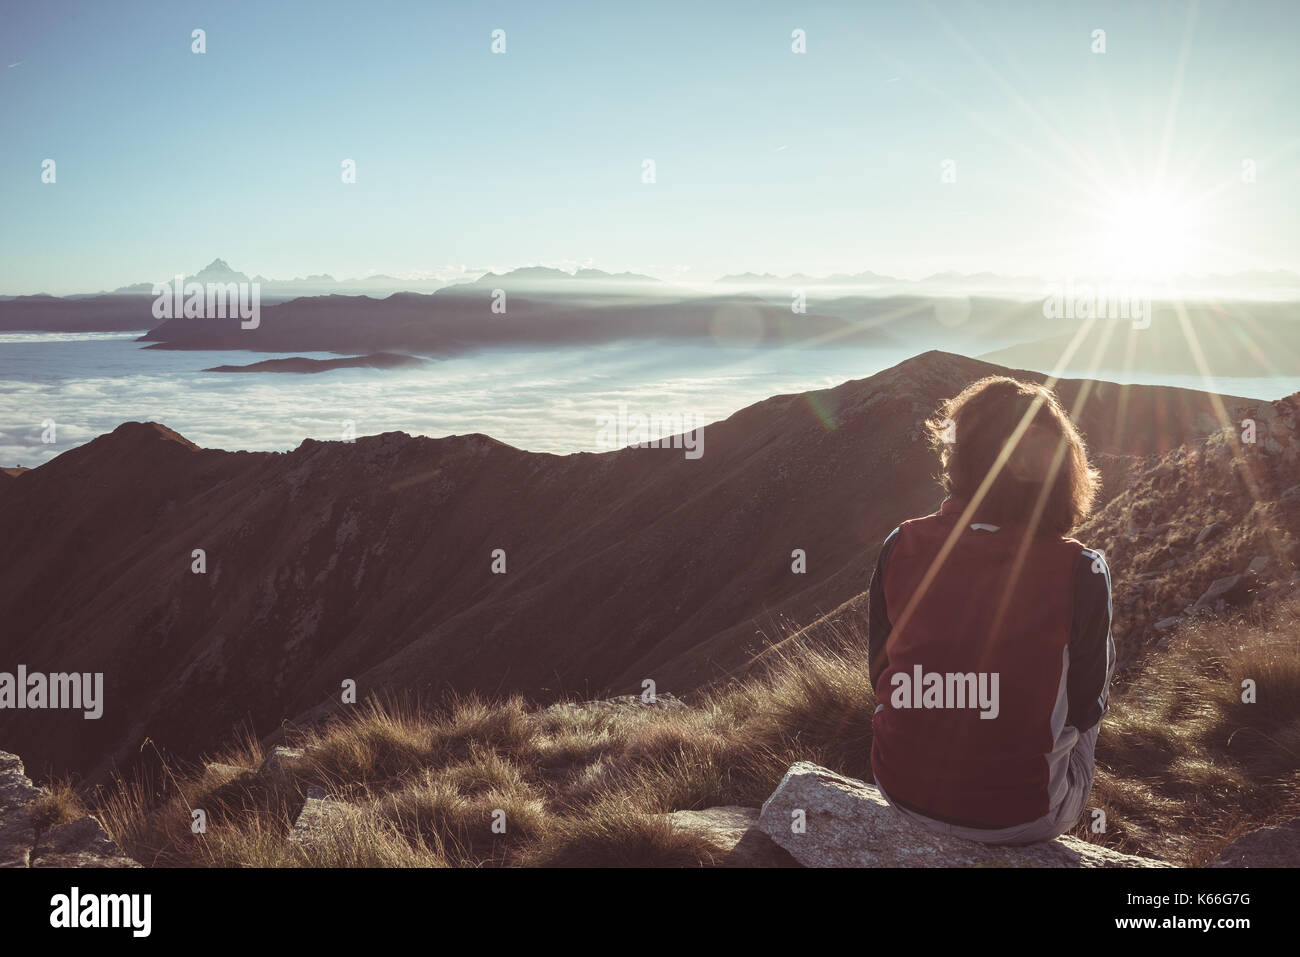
[665, 806, 798, 867]
[1210, 818, 1300, 867]
[32, 816, 140, 868]
[0, 752, 42, 868]
[0, 750, 138, 868]
[258, 746, 306, 788]
[757, 762, 1170, 868]
[288, 786, 352, 848]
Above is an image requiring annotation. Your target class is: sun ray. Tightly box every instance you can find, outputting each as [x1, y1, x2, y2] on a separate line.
[1155, 0, 1200, 185]
[917, 0, 1113, 194]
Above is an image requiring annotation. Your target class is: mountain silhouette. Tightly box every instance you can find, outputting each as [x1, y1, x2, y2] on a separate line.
[192, 258, 251, 284]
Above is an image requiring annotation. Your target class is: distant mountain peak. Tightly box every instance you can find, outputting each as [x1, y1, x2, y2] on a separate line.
[716, 269, 898, 285]
[573, 268, 659, 282]
[471, 266, 660, 285]
[485, 266, 571, 281]
[192, 259, 250, 283]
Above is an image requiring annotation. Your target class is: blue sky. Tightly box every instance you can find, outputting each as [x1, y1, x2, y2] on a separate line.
[1, 0, 1297, 294]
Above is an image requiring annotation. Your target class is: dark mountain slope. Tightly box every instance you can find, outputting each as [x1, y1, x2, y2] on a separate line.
[0, 352, 1265, 780]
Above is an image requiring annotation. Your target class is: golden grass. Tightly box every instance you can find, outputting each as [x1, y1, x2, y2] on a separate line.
[28, 777, 87, 831]
[75, 597, 1298, 867]
[1080, 595, 1300, 864]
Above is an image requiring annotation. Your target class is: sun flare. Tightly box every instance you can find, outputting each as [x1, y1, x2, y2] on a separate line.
[1090, 187, 1202, 281]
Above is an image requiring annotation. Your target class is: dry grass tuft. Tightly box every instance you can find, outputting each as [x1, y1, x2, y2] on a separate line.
[29, 778, 88, 831]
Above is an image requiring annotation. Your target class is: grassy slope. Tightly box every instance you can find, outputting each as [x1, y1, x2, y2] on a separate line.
[87, 594, 1299, 868]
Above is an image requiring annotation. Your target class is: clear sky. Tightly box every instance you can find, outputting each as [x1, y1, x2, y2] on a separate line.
[2, 0, 1297, 294]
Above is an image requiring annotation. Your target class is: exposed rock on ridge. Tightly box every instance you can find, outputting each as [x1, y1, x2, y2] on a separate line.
[755, 762, 1171, 868]
[0, 750, 138, 868]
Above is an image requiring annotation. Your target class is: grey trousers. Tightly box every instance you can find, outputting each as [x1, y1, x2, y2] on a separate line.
[878, 723, 1100, 846]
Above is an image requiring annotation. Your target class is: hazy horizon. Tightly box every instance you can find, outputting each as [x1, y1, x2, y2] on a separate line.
[9, 256, 1300, 300]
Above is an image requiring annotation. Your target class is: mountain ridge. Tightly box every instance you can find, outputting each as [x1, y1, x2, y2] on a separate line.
[1, 351, 1293, 784]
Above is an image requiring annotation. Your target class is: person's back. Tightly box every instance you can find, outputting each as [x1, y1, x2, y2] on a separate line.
[867, 376, 1115, 844]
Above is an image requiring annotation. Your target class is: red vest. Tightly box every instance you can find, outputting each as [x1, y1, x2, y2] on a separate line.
[870, 498, 1085, 828]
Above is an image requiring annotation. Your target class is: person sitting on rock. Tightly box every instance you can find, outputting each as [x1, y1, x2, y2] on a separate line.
[867, 375, 1115, 845]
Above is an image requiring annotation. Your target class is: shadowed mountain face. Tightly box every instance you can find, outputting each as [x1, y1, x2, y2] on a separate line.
[0, 352, 1278, 781]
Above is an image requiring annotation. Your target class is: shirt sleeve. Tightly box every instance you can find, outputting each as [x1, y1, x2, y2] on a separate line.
[1067, 548, 1116, 731]
[867, 527, 901, 688]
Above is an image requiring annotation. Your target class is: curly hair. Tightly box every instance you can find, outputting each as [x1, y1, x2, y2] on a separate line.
[925, 376, 1099, 537]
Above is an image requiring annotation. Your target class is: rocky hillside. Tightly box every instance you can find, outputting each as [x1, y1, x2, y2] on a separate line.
[0, 351, 1274, 782]
[1075, 391, 1300, 669]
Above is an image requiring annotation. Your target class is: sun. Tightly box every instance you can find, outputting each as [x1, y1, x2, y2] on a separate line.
[1089, 187, 1202, 282]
